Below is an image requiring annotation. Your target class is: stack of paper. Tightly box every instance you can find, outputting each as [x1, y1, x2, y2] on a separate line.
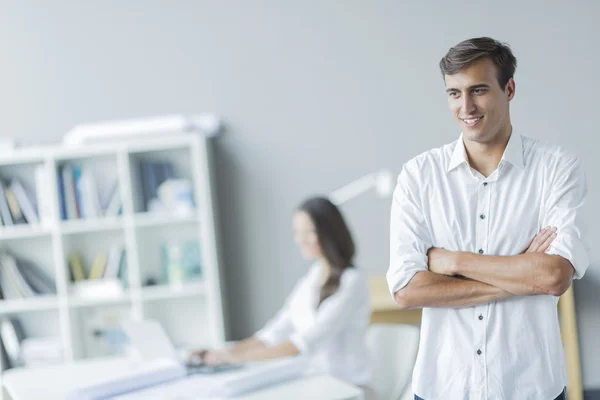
[112, 356, 309, 399]
[66, 358, 187, 400]
[211, 356, 309, 397]
[21, 337, 64, 367]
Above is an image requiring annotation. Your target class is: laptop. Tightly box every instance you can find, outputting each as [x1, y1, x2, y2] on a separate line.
[122, 319, 243, 375]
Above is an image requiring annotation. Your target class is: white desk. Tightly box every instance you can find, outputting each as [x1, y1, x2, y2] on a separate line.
[112, 375, 362, 400]
[2, 357, 363, 400]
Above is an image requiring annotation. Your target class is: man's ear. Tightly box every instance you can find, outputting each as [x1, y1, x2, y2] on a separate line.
[506, 78, 516, 101]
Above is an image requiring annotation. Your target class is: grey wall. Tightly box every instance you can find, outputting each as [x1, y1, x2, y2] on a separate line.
[1, 0, 598, 388]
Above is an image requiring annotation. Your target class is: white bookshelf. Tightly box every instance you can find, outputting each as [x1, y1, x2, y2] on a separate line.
[0, 133, 227, 389]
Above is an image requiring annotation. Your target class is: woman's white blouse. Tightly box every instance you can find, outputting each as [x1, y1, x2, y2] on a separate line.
[255, 263, 372, 386]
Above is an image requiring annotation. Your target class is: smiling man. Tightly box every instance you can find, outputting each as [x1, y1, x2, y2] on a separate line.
[387, 37, 590, 400]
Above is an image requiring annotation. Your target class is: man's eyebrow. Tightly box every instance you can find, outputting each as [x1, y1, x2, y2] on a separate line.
[468, 84, 491, 90]
[446, 84, 490, 93]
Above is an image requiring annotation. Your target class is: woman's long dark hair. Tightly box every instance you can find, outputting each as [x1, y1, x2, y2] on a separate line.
[297, 196, 355, 305]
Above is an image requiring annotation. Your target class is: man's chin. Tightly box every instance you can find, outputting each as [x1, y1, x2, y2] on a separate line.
[461, 128, 487, 142]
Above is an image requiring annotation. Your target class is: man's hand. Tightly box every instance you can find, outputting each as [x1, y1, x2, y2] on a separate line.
[427, 247, 459, 276]
[427, 226, 557, 276]
[525, 226, 557, 253]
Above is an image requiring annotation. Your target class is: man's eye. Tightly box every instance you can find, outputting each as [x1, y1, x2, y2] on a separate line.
[448, 92, 459, 98]
[472, 89, 486, 94]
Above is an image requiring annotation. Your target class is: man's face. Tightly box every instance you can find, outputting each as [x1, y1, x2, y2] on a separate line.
[444, 57, 515, 144]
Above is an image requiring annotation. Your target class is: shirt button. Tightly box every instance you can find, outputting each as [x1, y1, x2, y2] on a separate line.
[477, 349, 482, 355]
[478, 315, 483, 321]
[478, 249, 484, 254]
[480, 214, 485, 220]
[483, 182, 488, 186]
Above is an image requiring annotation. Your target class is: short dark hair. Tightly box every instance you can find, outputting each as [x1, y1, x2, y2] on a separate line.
[439, 37, 517, 89]
[297, 196, 355, 306]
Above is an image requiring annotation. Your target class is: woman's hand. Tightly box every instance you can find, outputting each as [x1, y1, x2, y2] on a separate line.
[187, 349, 208, 365]
[188, 348, 240, 365]
[203, 349, 241, 366]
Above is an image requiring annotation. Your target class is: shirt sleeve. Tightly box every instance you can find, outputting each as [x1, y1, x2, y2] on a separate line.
[386, 163, 433, 300]
[543, 155, 590, 279]
[289, 270, 368, 355]
[254, 289, 297, 346]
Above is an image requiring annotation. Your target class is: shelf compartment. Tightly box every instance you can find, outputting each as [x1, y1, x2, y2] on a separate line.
[0, 296, 59, 315]
[60, 217, 124, 235]
[141, 281, 205, 302]
[0, 225, 51, 240]
[133, 211, 197, 228]
[127, 147, 196, 214]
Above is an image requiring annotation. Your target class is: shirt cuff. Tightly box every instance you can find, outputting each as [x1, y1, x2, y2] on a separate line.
[289, 332, 309, 354]
[547, 233, 590, 279]
[254, 329, 281, 347]
[387, 254, 428, 302]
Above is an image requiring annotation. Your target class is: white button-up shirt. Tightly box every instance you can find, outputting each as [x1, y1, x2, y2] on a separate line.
[256, 263, 372, 386]
[387, 133, 590, 400]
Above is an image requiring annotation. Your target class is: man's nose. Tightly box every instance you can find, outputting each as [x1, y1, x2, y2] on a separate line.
[461, 95, 476, 114]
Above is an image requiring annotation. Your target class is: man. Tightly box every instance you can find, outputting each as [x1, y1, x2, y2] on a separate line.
[387, 37, 590, 400]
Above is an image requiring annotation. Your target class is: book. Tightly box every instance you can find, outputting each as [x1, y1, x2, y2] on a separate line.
[57, 166, 67, 220]
[68, 253, 86, 282]
[118, 251, 128, 288]
[62, 164, 78, 220]
[104, 187, 122, 217]
[16, 258, 56, 294]
[73, 165, 83, 218]
[4, 186, 26, 224]
[0, 252, 35, 298]
[10, 178, 39, 224]
[0, 182, 12, 226]
[103, 247, 123, 279]
[0, 251, 55, 297]
[35, 165, 52, 226]
[0, 317, 26, 368]
[79, 169, 102, 218]
[139, 161, 175, 212]
[88, 252, 108, 280]
[0, 257, 19, 299]
[0, 337, 10, 371]
[140, 161, 156, 212]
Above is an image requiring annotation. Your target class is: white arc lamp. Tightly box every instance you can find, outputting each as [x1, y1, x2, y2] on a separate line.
[329, 169, 394, 205]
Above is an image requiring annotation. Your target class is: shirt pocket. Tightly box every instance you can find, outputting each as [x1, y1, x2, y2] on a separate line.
[424, 183, 471, 252]
[489, 190, 542, 255]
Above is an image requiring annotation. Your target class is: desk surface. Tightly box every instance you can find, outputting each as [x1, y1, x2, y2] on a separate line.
[113, 375, 362, 400]
[2, 357, 362, 400]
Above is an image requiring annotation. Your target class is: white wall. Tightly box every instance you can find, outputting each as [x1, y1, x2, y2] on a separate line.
[1, 0, 598, 389]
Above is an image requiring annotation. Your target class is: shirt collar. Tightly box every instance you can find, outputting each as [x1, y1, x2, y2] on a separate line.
[447, 131, 525, 172]
[500, 131, 525, 169]
[447, 133, 468, 172]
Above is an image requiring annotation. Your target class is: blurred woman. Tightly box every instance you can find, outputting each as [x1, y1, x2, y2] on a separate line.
[191, 196, 375, 398]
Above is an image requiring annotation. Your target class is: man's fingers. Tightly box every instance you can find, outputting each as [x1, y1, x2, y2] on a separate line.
[538, 230, 557, 253]
[528, 226, 558, 253]
[528, 226, 550, 252]
[536, 227, 554, 243]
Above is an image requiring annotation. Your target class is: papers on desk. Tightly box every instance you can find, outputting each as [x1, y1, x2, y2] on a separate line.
[66, 358, 187, 400]
[111, 356, 309, 399]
